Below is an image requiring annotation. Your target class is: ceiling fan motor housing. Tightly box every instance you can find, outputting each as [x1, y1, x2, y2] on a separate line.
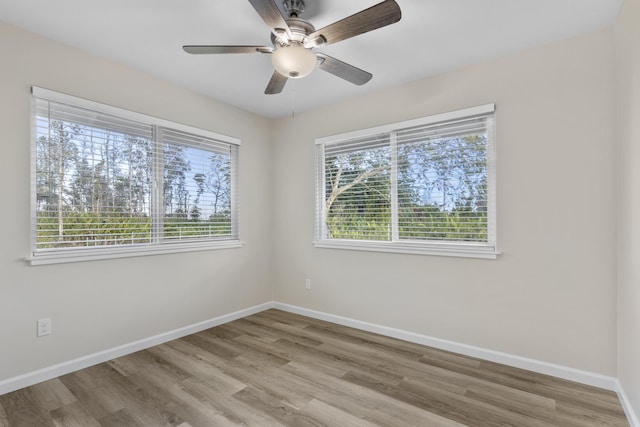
[271, 17, 315, 46]
[283, 0, 305, 17]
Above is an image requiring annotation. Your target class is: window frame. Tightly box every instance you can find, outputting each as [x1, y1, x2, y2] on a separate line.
[314, 104, 497, 259]
[29, 87, 242, 265]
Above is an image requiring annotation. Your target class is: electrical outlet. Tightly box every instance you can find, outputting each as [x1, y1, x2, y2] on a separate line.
[305, 278, 311, 290]
[37, 318, 51, 337]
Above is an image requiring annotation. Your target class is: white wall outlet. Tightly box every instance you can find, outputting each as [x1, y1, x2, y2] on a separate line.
[37, 318, 51, 337]
[305, 278, 311, 290]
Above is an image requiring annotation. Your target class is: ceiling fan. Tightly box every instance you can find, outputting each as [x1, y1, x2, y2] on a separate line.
[183, 0, 402, 95]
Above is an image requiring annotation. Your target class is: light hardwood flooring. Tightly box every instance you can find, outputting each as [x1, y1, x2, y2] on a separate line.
[0, 309, 630, 426]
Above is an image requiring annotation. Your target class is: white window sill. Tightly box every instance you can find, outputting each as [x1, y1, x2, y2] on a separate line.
[28, 240, 244, 266]
[313, 239, 498, 259]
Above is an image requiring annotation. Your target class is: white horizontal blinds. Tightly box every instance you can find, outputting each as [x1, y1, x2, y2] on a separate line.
[396, 115, 489, 242]
[158, 128, 236, 241]
[323, 133, 391, 241]
[37, 100, 153, 140]
[34, 98, 155, 250]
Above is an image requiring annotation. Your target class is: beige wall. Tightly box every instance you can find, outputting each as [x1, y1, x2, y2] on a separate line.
[272, 29, 618, 375]
[0, 23, 274, 380]
[616, 0, 640, 417]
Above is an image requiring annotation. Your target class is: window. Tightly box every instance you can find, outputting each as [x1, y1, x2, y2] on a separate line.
[30, 87, 240, 265]
[315, 104, 496, 258]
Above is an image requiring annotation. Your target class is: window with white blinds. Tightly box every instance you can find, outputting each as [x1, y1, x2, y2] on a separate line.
[31, 87, 240, 264]
[315, 104, 496, 258]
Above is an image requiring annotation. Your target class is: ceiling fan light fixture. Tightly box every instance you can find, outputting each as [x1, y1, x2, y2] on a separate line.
[271, 45, 316, 78]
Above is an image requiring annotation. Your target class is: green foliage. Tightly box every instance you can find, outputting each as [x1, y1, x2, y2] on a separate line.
[398, 206, 487, 242]
[36, 211, 232, 249]
[36, 211, 152, 248]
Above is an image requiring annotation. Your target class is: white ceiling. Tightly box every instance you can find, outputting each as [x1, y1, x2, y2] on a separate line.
[0, 0, 622, 119]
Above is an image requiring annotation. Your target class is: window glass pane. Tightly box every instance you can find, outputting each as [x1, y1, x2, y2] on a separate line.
[161, 129, 233, 241]
[397, 132, 488, 242]
[324, 136, 391, 241]
[35, 99, 154, 250]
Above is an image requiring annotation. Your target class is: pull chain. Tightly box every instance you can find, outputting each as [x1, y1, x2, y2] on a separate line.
[290, 79, 296, 118]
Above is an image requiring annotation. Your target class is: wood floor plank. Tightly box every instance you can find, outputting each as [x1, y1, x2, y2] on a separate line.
[200, 332, 292, 368]
[0, 388, 56, 427]
[232, 317, 296, 343]
[95, 360, 186, 427]
[28, 379, 77, 412]
[107, 348, 192, 383]
[180, 333, 241, 361]
[300, 398, 380, 427]
[98, 408, 140, 427]
[261, 336, 405, 385]
[235, 315, 324, 348]
[0, 400, 9, 427]
[233, 386, 323, 427]
[305, 323, 427, 362]
[342, 369, 557, 427]
[272, 335, 411, 385]
[145, 343, 247, 395]
[127, 373, 239, 427]
[423, 355, 626, 418]
[0, 309, 630, 426]
[179, 377, 282, 427]
[49, 401, 101, 427]
[255, 309, 317, 328]
[58, 371, 128, 421]
[283, 361, 469, 427]
[556, 400, 630, 427]
[162, 339, 316, 411]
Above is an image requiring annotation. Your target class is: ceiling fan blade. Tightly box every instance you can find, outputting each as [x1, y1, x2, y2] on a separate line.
[316, 53, 372, 86]
[307, 0, 401, 46]
[265, 71, 288, 94]
[183, 45, 273, 54]
[248, 0, 292, 41]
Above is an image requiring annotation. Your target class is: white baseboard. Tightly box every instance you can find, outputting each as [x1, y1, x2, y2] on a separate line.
[273, 302, 618, 392]
[617, 380, 640, 427]
[0, 302, 275, 395]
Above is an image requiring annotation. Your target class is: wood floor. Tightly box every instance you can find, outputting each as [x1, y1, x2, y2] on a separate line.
[0, 309, 629, 427]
